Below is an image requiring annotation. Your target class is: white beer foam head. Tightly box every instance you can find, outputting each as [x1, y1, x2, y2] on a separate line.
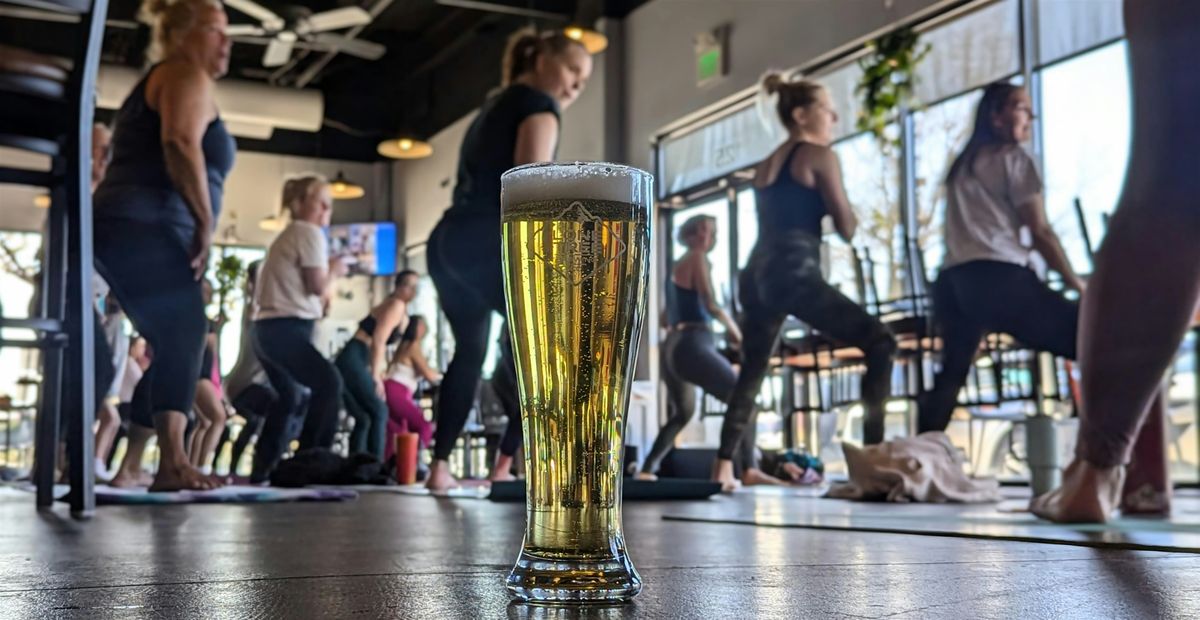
[502, 162, 654, 207]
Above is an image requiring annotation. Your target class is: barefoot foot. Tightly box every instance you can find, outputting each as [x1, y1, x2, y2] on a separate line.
[1122, 482, 1171, 517]
[149, 462, 222, 492]
[634, 472, 658, 481]
[109, 469, 154, 488]
[711, 459, 740, 493]
[1030, 458, 1124, 524]
[425, 460, 459, 493]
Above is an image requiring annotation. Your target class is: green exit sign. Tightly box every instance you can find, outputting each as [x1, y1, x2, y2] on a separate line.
[694, 24, 729, 86]
[697, 48, 722, 83]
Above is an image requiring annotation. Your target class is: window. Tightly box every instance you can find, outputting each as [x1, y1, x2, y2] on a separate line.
[735, 188, 757, 269]
[830, 129, 902, 305]
[1039, 41, 1131, 272]
[912, 89, 984, 282]
[670, 197, 732, 332]
[208, 245, 267, 376]
[0, 231, 43, 401]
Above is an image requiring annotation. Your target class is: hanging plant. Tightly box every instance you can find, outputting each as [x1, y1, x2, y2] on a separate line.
[855, 27, 930, 150]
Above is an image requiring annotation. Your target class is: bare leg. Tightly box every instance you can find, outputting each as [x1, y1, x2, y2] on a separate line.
[110, 424, 154, 487]
[192, 380, 228, 473]
[1032, 0, 1200, 524]
[150, 410, 221, 491]
[94, 401, 121, 478]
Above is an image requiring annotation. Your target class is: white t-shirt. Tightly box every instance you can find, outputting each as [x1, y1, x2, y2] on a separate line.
[255, 221, 328, 320]
[941, 144, 1043, 270]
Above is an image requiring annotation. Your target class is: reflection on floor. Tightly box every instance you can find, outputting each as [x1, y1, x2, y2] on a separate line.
[2, 486, 1200, 618]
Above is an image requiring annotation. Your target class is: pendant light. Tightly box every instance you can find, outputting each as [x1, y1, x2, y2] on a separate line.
[329, 170, 365, 200]
[563, 24, 606, 54]
[378, 136, 433, 160]
[564, 0, 607, 54]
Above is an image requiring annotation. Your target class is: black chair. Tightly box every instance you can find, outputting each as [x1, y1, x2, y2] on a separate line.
[1, 0, 109, 517]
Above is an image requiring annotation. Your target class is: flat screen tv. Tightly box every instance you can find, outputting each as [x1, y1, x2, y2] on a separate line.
[327, 221, 398, 276]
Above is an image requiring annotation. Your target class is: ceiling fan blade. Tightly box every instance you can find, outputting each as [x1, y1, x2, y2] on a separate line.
[297, 6, 371, 34]
[262, 33, 296, 67]
[310, 34, 386, 60]
[225, 24, 266, 37]
[224, 0, 285, 30]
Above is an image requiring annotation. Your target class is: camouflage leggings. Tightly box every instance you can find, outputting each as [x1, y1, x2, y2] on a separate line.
[718, 232, 896, 458]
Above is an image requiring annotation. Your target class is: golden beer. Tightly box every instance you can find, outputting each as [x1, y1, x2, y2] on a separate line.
[501, 163, 653, 603]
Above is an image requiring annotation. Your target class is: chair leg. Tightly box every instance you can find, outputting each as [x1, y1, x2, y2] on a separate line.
[64, 123, 96, 519]
[34, 184, 68, 509]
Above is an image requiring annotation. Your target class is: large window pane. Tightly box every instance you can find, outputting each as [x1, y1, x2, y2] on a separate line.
[813, 62, 867, 143]
[914, 0, 1019, 104]
[670, 198, 732, 333]
[1036, 0, 1123, 68]
[208, 245, 267, 376]
[736, 188, 757, 269]
[913, 89, 984, 282]
[830, 129, 901, 304]
[1040, 41, 1131, 273]
[659, 103, 783, 198]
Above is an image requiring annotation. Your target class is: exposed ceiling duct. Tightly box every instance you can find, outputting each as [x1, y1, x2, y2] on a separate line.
[95, 65, 324, 140]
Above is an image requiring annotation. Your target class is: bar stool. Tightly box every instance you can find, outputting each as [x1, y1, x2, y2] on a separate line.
[0, 0, 110, 517]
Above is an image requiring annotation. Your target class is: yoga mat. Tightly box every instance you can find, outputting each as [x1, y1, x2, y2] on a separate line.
[662, 492, 1200, 553]
[488, 478, 723, 503]
[85, 485, 359, 505]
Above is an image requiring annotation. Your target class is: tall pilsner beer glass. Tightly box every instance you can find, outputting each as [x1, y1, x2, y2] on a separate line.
[501, 162, 653, 603]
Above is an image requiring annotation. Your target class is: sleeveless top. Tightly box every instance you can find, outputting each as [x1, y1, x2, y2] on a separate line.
[665, 280, 712, 326]
[445, 84, 561, 223]
[359, 314, 401, 345]
[754, 142, 827, 239]
[95, 65, 235, 247]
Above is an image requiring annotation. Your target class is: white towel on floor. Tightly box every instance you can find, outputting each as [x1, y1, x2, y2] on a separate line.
[827, 432, 1002, 503]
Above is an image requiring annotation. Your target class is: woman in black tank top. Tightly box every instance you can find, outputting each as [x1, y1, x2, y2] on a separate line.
[333, 270, 418, 459]
[100, 0, 235, 492]
[712, 74, 896, 491]
[424, 29, 593, 492]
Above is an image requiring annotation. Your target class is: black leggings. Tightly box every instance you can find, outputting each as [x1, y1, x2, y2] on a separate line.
[643, 328, 756, 474]
[213, 383, 275, 474]
[94, 219, 206, 428]
[427, 216, 520, 462]
[721, 233, 896, 457]
[252, 318, 343, 481]
[335, 338, 388, 458]
[918, 260, 1078, 433]
[492, 343, 524, 458]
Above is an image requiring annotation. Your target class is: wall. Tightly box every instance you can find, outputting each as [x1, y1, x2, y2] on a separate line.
[623, 0, 950, 172]
[216, 151, 387, 248]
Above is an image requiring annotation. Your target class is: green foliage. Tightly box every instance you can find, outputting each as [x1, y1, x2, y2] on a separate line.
[856, 27, 931, 150]
[213, 253, 244, 324]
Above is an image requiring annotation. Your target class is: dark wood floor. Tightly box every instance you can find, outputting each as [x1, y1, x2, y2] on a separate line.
[2, 488, 1199, 619]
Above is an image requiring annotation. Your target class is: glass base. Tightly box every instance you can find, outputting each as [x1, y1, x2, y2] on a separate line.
[506, 549, 642, 603]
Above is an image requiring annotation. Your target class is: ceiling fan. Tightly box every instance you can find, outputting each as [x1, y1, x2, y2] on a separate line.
[224, 1, 386, 67]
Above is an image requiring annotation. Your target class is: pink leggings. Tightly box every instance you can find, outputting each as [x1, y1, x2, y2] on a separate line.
[384, 380, 433, 460]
